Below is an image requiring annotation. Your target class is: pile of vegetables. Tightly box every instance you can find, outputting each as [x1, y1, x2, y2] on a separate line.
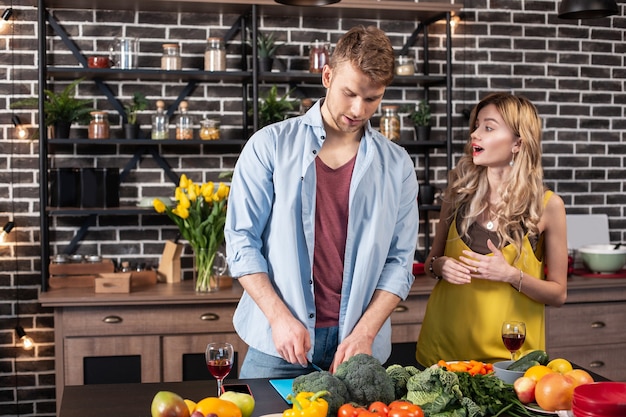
[292, 354, 536, 417]
[293, 354, 395, 417]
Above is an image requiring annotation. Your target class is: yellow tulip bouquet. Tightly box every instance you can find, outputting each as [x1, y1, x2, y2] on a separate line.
[154, 174, 230, 292]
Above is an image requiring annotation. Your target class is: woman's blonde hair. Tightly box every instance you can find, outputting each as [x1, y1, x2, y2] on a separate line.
[444, 92, 545, 256]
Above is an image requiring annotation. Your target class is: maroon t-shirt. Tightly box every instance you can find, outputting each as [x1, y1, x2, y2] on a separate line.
[313, 155, 356, 327]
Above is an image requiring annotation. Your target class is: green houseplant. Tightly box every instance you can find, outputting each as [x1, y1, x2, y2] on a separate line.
[252, 30, 282, 72]
[123, 92, 148, 138]
[251, 85, 296, 128]
[11, 78, 94, 138]
[406, 100, 432, 141]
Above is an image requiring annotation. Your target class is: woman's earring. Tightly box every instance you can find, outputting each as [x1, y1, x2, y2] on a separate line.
[509, 152, 515, 167]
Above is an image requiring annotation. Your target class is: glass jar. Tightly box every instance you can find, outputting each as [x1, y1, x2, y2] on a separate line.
[204, 37, 226, 71]
[395, 55, 415, 76]
[380, 105, 400, 141]
[151, 100, 168, 140]
[88, 111, 110, 139]
[161, 43, 181, 70]
[309, 40, 330, 73]
[199, 118, 220, 140]
[176, 101, 193, 140]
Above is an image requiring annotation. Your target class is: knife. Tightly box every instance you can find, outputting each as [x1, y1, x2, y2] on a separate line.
[308, 360, 323, 372]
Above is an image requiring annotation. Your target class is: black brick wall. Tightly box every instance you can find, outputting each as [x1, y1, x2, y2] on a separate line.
[1, 1, 624, 415]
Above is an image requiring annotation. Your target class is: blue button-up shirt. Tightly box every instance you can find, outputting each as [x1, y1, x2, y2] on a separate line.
[225, 100, 419, 364]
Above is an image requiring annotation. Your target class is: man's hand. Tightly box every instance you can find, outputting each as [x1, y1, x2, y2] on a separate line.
[270, 314, 311, 367]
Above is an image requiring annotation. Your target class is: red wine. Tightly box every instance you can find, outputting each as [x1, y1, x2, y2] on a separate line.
[502, 333, 525, 352]
[207, 359, 232, 379]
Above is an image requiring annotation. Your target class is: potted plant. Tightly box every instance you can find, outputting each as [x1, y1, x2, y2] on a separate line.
[123, 92, 148, 139]
[11, 78, 94, 139]
[406, 100, 432, 141]
[253, 30, 282, 72]
[250, 85, 296, 128]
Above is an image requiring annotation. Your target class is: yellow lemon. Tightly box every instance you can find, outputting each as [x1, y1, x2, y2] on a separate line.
[547, 358, 573, 374]
[184, 399, 197, 414]
[524, 365, 554, 382]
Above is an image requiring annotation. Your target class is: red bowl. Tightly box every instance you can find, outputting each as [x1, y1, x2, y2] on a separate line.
[573, 382, 626, 415]
[88, 56, 110, 68]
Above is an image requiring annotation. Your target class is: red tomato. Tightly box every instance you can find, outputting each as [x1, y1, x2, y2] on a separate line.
[368, 402, 389, 416]
[388, 401, 424, 417]
[357, 411, 383, 417]
[339, 404, 366, 417]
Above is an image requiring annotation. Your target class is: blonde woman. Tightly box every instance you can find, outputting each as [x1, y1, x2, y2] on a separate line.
[416, 92, 568, 366]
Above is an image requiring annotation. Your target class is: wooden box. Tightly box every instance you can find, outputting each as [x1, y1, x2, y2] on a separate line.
[95, 273, 131, 293]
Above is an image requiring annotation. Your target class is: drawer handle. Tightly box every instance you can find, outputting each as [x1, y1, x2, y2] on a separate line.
[102, 315, 123, 324]
[589, 361, 604, 368]
[394, 305, 408, 313]
[201, 313, 220, 321]
[590, 321, 606, 329]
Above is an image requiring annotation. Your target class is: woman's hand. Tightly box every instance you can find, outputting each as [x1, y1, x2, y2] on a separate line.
[460, 239, 517, 285]
[437, 256, 472, 285]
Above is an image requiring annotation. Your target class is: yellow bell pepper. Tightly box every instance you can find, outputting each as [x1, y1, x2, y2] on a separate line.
[283, 391, 329, 417]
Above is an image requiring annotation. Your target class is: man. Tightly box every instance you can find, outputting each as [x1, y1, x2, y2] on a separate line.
[225, 25, 419, 378]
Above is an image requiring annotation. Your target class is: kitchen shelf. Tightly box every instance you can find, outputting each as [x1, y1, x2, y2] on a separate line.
[47, 67, 252, 82]
[38, 0, 458, 290]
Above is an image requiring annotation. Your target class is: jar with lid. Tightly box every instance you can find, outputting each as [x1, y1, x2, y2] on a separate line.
[204, 37, 226, 71]
[151, 100, 168, 140]
[395, 55, 415, 76]
[199, 118, 220, 140]
[176, 101, 193, 140]
[88, 111, 110, 139]
[379, 105, 400, 141]
[161, 43, 181, 70]
[309, 40, 330, 73]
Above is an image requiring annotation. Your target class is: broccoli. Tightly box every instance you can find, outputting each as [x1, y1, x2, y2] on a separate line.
[292, 370, 348, 417]
[386, 364, 412, 399]
[334, 353, 395, 406]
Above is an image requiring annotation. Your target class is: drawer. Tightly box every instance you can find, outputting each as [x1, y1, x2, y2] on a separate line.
[391, 323, 421, 344]
[547, 302, 626, 347]
[60, 303, 237, 336]
[391, 295, 427, 325]
[547, 343, 626, 382]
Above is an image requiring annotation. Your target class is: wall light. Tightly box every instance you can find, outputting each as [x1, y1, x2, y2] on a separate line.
[558, 0, 619, 19]
[15, 326, 34, 350]
[0, 8, 13, 33]
[12, 115, 30, 139]
[1, 221, 15, 243]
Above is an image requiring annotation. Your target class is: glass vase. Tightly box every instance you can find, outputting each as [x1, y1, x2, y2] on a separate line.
[193, 248, 226, 293]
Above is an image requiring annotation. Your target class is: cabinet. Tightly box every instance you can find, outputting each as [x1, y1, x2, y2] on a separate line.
[546, 276, 626, 382]
[37, 0, 460, 290]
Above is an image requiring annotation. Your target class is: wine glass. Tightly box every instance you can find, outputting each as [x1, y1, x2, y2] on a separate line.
[501, 321, 526, 360]
[205, 342, 234, 396]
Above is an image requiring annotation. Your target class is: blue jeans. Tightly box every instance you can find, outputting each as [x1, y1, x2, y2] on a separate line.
[239, 326, 338, 378]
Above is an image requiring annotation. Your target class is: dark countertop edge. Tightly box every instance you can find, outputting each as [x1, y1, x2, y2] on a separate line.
[39, 274, 626, 308]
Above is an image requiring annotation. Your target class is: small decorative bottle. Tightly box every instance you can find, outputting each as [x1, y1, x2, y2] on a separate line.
[151, 100, 168, 140]
[380, 105, 400, 141]
[175, 101, 193, 140]
[161, 43, 181, 70]
[199, 118, 220, 140]
[204, 37, 226, 71]
[309, 40, 330, 73]
[88, 111, 110, 139]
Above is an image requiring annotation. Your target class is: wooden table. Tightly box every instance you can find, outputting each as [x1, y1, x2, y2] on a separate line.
[59, 378, 286, 417]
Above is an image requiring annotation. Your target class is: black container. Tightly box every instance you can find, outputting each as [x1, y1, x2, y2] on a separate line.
[79, 168, 120, 208]
[49, 168, 79, 207]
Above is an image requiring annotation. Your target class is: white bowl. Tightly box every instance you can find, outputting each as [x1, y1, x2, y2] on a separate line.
[578, 244, 626, 273]
[492, 360, 525, 384]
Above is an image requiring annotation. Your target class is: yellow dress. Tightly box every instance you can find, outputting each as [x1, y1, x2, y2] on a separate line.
[415, 192, 552, 366]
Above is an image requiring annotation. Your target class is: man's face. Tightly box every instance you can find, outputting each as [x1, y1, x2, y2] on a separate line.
[321, 61, 386, 135]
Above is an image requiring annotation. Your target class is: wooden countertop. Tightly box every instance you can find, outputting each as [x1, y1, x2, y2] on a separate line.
[39, 274, 626, 308]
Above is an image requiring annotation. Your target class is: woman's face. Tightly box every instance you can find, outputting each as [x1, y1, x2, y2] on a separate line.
[470, 103, 520, 168]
